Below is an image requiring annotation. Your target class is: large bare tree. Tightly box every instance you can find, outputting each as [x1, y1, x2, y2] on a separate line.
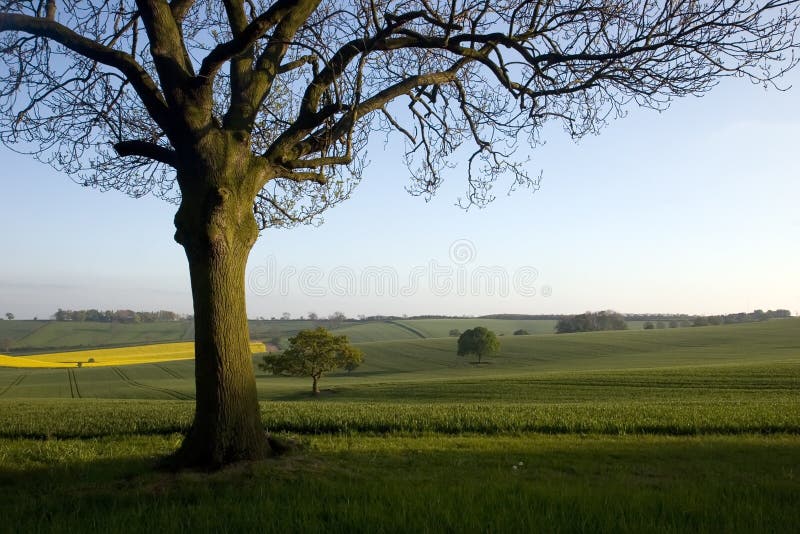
[1, 0, 798, 467]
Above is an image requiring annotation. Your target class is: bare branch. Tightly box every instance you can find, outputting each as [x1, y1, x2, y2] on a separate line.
[113, 140, 177, 166]
[199, 0, 308, 79]
[0, 12, 170, 129]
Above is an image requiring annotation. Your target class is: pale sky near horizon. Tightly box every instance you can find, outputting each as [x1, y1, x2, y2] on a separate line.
[1, 70, 799, 320]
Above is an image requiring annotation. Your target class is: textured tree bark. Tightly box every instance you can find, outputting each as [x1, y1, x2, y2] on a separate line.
[168, 137, 271, 469]
[312, 375, 320, 396]
[173, 238, 268, 467]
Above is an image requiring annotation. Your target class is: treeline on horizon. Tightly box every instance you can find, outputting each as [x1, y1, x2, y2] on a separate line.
[554, 309, 792, 334]
[35, 308, 792, 325]
[354, 309, 792, 323]
[51, 309, 191, 323]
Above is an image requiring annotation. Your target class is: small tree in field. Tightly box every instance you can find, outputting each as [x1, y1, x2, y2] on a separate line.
[260, 327, 362, 395]
[457, 327, 500, 364]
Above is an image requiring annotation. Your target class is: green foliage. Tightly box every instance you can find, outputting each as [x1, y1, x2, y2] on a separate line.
[555, 310, 628, 333]
[513, 329, 530, 336]
[644, 321, 655, 330]
[448, 329, 461, 337]
[457, 327, 500, 363]
[260, 327, 363, 394]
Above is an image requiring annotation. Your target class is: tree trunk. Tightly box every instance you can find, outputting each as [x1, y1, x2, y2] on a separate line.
[312, 375, 320, 396]
[168, 141, 271, 469]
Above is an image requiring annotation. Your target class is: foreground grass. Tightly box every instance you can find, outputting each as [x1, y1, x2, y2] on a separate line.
[0, 320, 796, 531]
[2, 395, 799, 438]
[0, 433, 797, 533]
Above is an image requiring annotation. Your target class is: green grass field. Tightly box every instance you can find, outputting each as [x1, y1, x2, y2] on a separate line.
[0, 320, 196, 352]
[0, 319, 798, 532]
[0, 318, 550, 352]
[1, 317, 658, 355]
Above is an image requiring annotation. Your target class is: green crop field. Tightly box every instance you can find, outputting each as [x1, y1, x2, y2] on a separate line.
[0, 320, 196, 353]
[0, 319, 798, 532]
[394, 318, 560, 337]
[1, 317, 570, 354]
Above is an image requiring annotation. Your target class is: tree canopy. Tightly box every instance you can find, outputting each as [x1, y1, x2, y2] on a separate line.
[260, 327, 363, 394]
[555, 310, 627, 333]
[457, 326, 500, 364]
[1, 1, 798, 220]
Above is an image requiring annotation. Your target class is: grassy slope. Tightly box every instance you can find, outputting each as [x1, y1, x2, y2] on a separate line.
[4, 318, 568, 353]
[0, 320, 47, 347]
[3, 321, 195, 352]
[0, 319, 798, 532]
[3, 318, 662, 355]
[397, 318, 559, 337]
[0, 319, 797, 399]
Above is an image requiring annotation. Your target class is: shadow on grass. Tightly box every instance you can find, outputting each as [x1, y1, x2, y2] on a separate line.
[0, 434, 798, 533]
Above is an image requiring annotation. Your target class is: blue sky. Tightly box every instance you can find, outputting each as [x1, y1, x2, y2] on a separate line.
[1, 71, 799, 319]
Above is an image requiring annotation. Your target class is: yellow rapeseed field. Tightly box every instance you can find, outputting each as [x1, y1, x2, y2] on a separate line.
[0, 341, 266, 368]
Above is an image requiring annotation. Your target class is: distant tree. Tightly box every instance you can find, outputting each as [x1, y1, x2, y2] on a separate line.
[448, 329, 461, 337]
[281, 312, 292, 321]
[643, 321, 655, 330]
[692, 316, 709, 327]
[668, 320, 679, 329]
[556, 311, 627, 334]
[260, 327, 363, 395]
[513, 329, 530, 336]
[656, 321, 666, 329]
[308, 312, 319, 322]
[457, 327, 500, 364]
[5, 313, 13, 320]
[328, 311, 347, 329]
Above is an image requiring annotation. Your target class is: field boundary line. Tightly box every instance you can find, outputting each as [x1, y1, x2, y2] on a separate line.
[0, 374, 26, 397]
[154, 363, 183, 380]
[386, 321, 427, 339]
[111, 367, 193, 400]
[11, 321, 52, 348]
